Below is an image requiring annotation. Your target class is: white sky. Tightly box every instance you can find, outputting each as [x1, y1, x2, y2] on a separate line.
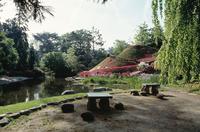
[0, 0, 153, 49]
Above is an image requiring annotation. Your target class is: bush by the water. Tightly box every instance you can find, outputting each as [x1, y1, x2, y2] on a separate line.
[40, 52, 71, 77]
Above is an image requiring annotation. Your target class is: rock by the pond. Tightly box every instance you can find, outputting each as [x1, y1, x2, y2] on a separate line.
[8, 113, 21, 119]
[61, 104, 74, 113]
[81, 112, 95, 122]
[20, 109, 31, 115]
[0, 114, 6, 120]
[157, 93, 165, 99]
[40, 104, 47, 108]
[29, 107, 40, 112]
[61, 99, 70, 103]
[75, 97, 83, 100]
[61, 90, 75, 95]
[93, 87, 107, 92]
[47, 102, 59, 106]
[115, 103, 125, 110]
[106, 88, 113, 91]
[131, 91, 140, 96]
[68, 98, 75, 102]
[0, 118, 10, 127]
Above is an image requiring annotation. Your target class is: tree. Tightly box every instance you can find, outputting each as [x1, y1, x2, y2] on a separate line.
[66, 47, 79, 74]
[40, 52, 71, 77]
[28, 46, 36, 69]
[91, 27, 105, 55]
[60, 29, 104, 70]
[152, 0, 200, 83]
[33, 32, 60, 55]
[112, 40, 129, 55]
[134, 23, 154, 45]
[0, 0, 108, 24]
[0, 19, 29, 69]
[0, 32, 19, 73]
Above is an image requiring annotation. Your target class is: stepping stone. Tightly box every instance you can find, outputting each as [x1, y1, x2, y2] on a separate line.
[8, 113, 20, 119]
[75, 97, 83, 100]
[40, 104, 47, 108]
[29, 107, 39, 112]
[157, 93, 165, 99]
[115, 103, 125, 110]
[47, 102, 59, 106]
[68, 98, 75, 102]
[0, 118, 10, 127]
[81, 112, 95, 122]
[20, 109, 31, 115]
[61, 104, 74, 113]
[0, 114, 6, 120]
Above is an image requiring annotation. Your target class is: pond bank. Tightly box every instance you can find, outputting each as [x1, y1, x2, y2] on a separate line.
[0, 77, 32, 86]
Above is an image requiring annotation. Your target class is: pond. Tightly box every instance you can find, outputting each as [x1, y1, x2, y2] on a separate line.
[0, 78, 89, 106]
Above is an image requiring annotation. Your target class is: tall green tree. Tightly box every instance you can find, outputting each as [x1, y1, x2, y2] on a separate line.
[0, 32, 19, 73]
[40, 52, 71, 77]
[152, 0, 200, 83]
[33, 32, 60, 55]
[134, 23, 154, 45]
[60, 29, 105, 70]
[28, 45, 36, 70]
[0, 19, 29, 69]
[134, 23, 163, 48]
[66, 47, 79, 74]
[112, 40, 129, 55]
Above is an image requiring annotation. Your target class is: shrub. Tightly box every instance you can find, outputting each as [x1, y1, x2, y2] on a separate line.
[40, 52, 71, 77]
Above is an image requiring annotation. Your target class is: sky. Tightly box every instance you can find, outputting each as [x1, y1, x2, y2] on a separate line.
[0, 0, 153, 49]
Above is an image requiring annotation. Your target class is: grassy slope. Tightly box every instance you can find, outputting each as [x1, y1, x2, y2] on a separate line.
[91, 45, 157, 70]
[0, 93, 86, 115]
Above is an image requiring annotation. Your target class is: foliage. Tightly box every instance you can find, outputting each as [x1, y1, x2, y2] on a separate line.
[60, 29, 105, 70]
[134, 23, 163, 48]
[66, 47, 79, 74]
[0, 19, 29, 69]
[33, 32, 60, 55]
[111, 40, 129, 55]
[40, 52, 71, 77]
[153, 0, 200, 83]
[28, 45, 36, 69]
[0, 32, 18, 73]
[0, 0, 53, 24]
[134, 23, 154, 45]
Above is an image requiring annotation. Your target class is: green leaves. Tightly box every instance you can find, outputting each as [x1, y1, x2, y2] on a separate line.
[153, 0, 200, 83]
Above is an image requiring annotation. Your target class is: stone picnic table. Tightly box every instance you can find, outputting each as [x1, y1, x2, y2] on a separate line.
[87, 93, 113, 111]
[141, 83, 160, 95]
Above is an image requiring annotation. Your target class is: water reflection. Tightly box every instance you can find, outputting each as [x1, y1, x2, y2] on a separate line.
[0, 78, 89, 106]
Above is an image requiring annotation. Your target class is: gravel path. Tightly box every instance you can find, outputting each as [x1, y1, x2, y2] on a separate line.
[1, 91, 200, 132]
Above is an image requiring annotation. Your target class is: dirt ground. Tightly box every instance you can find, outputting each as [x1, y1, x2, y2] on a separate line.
[1, 91, 200, 132]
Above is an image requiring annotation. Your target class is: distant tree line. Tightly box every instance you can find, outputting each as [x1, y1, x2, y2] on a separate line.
[34, 28, 107, 77]
[0, 19, 108, 77]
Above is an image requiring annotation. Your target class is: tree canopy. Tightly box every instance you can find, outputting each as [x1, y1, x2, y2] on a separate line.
[0, 32, 19, 73]
[153, 0, 200, 83]
[0, 19, 29, 69]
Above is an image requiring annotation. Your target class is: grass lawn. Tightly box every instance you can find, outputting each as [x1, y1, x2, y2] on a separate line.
[0, 93, 86, 115]
[167, 82, 200, 95]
